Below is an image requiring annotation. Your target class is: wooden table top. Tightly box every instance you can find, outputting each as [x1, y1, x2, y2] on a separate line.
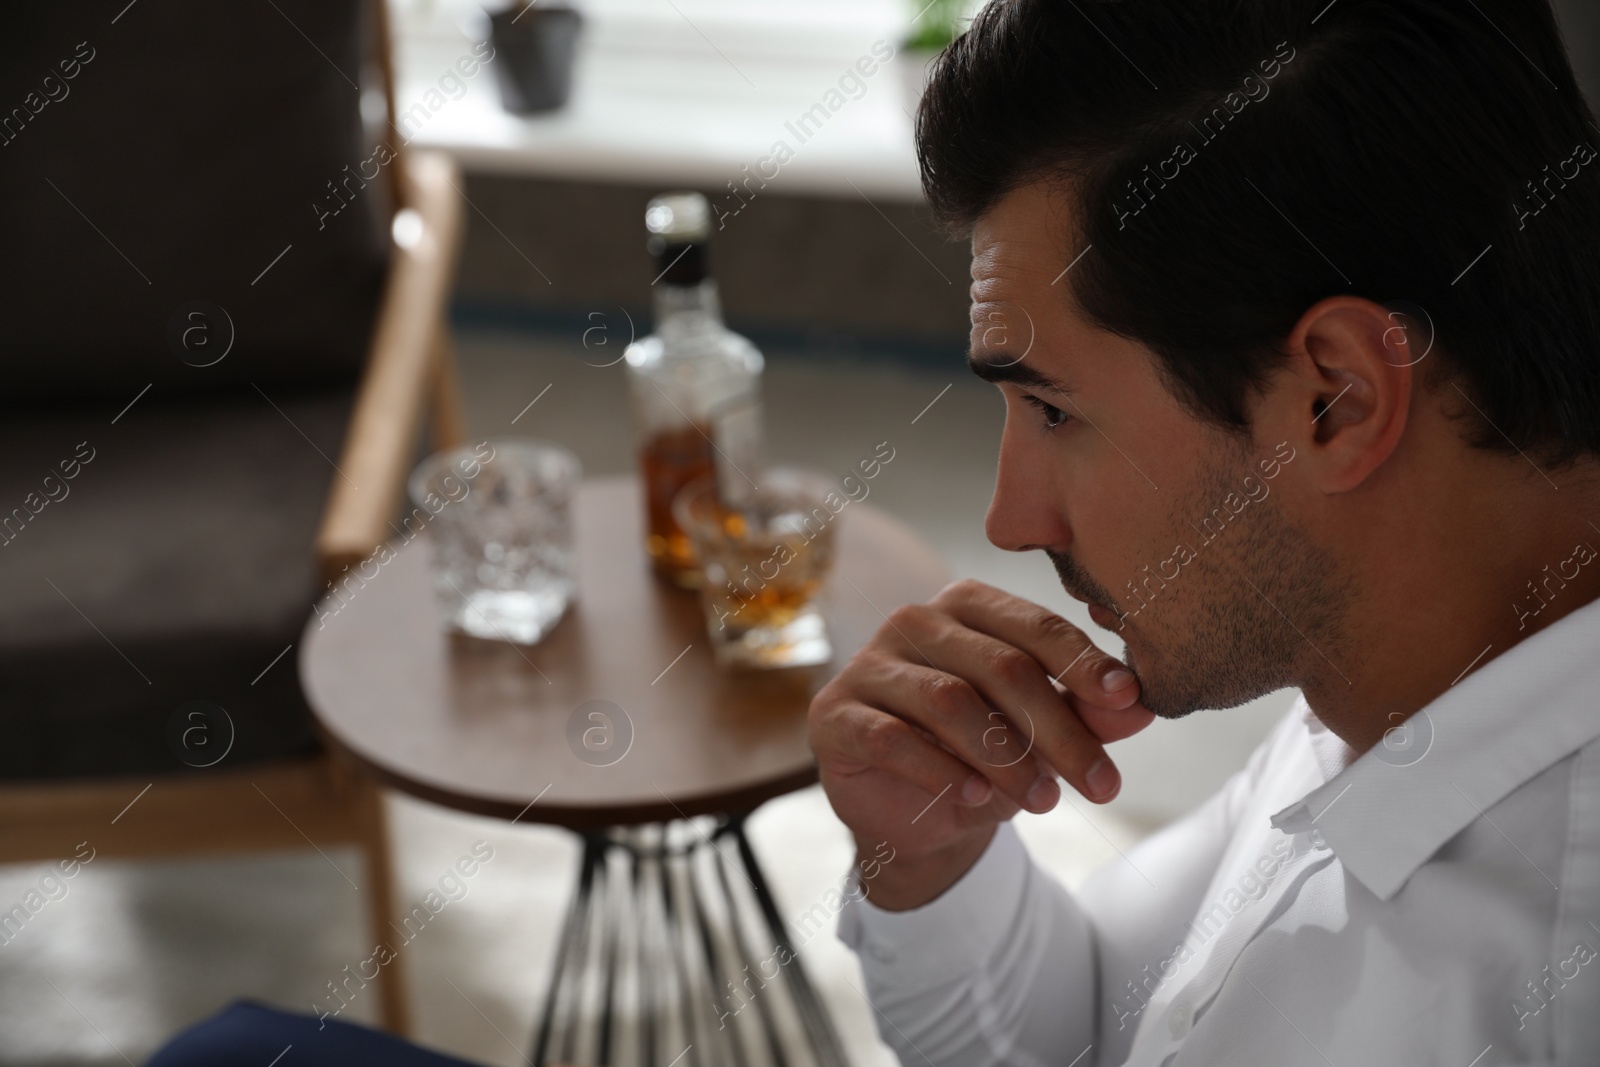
[299, 475, 949, 830]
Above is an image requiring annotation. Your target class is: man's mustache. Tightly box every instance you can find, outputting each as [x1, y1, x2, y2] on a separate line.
[1047, 550, 1130, 626]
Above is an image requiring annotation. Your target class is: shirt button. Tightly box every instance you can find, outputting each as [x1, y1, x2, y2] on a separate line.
[869, 942, 896, 965]
[1167, 999, 1193, 1038]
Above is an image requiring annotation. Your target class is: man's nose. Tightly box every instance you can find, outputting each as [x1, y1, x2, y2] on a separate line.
[985, 425, 1069, 553]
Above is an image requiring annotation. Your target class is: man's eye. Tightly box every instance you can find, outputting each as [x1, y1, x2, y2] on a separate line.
[1022, 393, 1071, 430]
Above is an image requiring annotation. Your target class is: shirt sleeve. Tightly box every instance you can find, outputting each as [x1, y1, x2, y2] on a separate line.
[834, 820, 1098, 1067]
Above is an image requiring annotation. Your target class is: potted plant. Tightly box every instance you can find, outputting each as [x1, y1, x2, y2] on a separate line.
[489, 0, 585, 114]
[898, 0, 974, 113]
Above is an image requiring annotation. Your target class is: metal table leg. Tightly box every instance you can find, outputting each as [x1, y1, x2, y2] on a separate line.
[530, 815, 853, 1067]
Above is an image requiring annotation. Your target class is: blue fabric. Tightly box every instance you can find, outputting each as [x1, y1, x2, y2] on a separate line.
[146, 1001, 487, 1067]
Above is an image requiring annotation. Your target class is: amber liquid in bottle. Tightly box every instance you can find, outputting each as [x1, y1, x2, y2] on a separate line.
[628, 192, 764, 589]
[640, 421, 715, 587]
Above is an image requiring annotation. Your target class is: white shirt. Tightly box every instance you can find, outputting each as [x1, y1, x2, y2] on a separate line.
[836, 592, 1600, 1066]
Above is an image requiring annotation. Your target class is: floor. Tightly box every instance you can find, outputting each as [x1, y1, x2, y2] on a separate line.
[0, 327, 1299, 1066]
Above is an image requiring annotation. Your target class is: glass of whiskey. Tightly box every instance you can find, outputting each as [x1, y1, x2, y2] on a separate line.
[672, 468, 838, 669]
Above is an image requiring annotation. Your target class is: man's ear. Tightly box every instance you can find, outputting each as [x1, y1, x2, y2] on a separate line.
[1269, 296, 1414, 494]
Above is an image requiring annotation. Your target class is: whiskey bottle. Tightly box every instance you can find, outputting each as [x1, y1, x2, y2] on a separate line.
[624, 191, 765, 588]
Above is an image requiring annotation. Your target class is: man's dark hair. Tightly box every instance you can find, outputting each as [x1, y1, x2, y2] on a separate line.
[919, 0, 1600, 466]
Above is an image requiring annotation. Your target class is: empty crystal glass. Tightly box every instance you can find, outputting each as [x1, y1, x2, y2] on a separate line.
[408, 439, 580, 645]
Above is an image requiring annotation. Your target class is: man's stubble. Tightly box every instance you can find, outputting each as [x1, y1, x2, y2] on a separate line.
[1049, 444, 1355, 719]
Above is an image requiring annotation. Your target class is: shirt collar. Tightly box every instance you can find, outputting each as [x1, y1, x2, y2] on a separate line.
[1271, 592, 1600, 901]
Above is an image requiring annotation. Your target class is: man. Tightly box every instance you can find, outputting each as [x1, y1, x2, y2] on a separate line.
[812, 0, 1600, 1064]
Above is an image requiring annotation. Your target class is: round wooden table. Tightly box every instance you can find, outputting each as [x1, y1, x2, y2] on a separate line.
[301, 475, 948, 830]
[299, 474, 949, 1067]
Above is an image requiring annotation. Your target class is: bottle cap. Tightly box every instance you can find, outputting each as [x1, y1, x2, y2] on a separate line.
[646, 191, 711, 285]
[645, 192, 712, 242]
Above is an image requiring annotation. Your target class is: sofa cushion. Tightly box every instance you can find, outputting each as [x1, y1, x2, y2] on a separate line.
[0, 388, 354, 779]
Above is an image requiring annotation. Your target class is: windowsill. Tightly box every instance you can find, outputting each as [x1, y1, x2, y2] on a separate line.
[389, 0, 927, 199]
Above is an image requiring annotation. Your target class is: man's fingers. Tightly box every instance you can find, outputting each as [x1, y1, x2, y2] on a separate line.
[842, 657, 1053, 811]
[881, 592, 1135, 802]
[936, 579, 1143, 709]
[828, 699, 998, 807]
[873, 615, 1123, 805]
[1069, 692, 1157, 744]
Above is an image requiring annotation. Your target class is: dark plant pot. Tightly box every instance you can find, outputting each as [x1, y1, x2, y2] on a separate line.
[489, 4, 583, 114]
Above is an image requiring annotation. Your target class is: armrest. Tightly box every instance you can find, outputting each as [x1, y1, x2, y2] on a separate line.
[315, 148, 465, 585]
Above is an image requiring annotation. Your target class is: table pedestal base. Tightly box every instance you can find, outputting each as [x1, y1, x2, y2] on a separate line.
[532, 814, 852, 1067]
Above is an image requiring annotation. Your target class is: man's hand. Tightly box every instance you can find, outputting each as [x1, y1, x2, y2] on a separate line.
[808, 579, 1154, 910]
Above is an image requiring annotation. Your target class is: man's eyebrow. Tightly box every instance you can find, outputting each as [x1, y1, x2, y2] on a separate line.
[966, 349, 1074, 394]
